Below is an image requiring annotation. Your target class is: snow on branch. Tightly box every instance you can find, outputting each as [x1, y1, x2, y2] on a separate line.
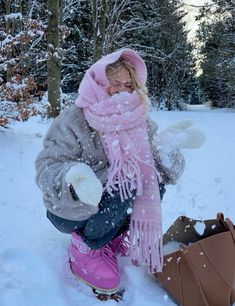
[4, 13, 23, 21]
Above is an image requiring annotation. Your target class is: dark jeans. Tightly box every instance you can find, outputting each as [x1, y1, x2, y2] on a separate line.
[47, 183, 166, 249]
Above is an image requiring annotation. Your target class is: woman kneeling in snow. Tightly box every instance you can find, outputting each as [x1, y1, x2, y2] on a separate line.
[35, 48, 200, 293]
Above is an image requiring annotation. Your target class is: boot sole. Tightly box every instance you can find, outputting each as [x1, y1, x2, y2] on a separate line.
[70, 263, 119, 294]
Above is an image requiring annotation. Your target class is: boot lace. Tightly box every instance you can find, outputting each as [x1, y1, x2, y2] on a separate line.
[113, 232, 130, 256]
[79, 244, 119, 274]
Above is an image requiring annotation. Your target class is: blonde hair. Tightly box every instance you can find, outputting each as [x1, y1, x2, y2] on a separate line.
[106, 58, 150, 109]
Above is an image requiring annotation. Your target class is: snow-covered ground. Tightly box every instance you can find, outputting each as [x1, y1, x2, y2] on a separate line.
[0, 108, 235, 306]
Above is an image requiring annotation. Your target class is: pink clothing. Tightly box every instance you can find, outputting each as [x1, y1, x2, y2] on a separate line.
[69, 232, 120, 291]
[75, 48, 163, 272]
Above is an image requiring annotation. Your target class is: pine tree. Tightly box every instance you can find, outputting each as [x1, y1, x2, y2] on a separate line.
[196, 0, 235, 108]
[61, 0, 93, 93]
[146, 0, 198, 109]
[107, 0, 199, 109]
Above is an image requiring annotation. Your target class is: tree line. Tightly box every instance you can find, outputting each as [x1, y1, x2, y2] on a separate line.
[0, 0, 234, 124]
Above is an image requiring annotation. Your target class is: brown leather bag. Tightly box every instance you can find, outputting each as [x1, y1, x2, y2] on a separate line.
[154, 213, 235, 306]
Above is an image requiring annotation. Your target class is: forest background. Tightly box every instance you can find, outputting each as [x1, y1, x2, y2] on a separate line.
[0, 0, 234, 125]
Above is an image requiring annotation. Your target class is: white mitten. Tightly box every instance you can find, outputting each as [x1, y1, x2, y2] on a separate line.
[65, 163, 103, 207]
[154, 120, 205, 150]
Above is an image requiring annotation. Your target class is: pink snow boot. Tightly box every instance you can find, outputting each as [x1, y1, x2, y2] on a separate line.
[69, 232, 120, 292]
[109, 232, 129, 257]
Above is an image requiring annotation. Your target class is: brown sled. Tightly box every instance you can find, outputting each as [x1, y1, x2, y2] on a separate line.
[154, 213, 235, 306]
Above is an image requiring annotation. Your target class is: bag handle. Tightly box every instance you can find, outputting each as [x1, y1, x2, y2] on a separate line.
[217, 212, 228, 231]
[225, 218, 235, 242]
[216, 212, 224, 221]
[217, 213, 235, 242]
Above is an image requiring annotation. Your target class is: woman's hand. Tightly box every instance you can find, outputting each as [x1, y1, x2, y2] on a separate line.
[154, 120, 205, 150]
[65, 163, 103, 207]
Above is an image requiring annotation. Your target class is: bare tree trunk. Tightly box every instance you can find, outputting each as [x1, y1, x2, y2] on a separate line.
[47, 0, 61, 118]
[91, 0, 107, 63]
[6, 0, 13, 82]
[17, 0, 24, 77]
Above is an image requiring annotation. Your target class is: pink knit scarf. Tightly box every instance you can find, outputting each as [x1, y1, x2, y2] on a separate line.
[75, 62, 163, 273]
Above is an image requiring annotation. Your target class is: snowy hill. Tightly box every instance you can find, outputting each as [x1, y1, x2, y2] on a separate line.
[0, 108, 235, 306]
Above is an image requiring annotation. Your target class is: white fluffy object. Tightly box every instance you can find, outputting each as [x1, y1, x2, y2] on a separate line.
[154, 120, 205, 150]
[65, 163, 103, 207]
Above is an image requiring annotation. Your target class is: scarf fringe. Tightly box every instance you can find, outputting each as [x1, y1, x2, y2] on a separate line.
[129, 217, 163, 273]
[105, 157, 143, 202]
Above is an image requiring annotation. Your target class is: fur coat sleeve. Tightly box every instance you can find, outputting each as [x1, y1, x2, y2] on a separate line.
[35, 106, 107, 221]
[147, 116, 185, 184]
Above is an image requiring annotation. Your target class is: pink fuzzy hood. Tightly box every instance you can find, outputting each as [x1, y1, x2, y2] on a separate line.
[91, 48, 147, 86]
[81, 48, 147, 88]
[75, 48, 147, 108]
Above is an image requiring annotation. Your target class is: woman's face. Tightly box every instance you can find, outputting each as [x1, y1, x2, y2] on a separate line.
[106, 66, 134, 96]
